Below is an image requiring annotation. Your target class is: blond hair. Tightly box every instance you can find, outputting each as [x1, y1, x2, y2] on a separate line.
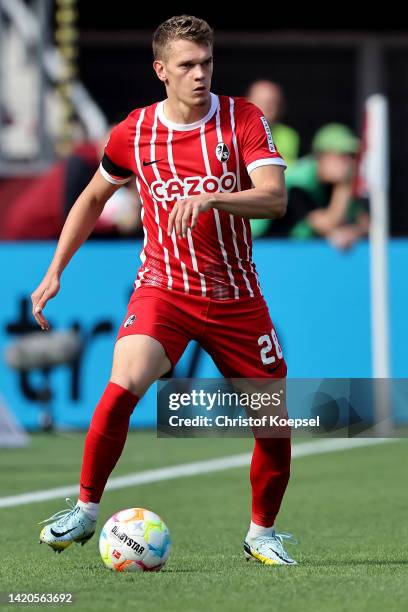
[153, 15, 213, 60]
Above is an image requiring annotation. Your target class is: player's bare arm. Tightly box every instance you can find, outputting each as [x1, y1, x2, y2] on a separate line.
[31, 171, 120, 331]
[167, 165, 286, 238]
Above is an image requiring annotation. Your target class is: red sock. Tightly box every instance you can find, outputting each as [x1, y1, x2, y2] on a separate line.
[79, 382, 139, 503]
[250, 437, 291, 526]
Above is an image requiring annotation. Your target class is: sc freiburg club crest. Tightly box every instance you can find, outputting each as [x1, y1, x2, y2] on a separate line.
[215, 142, 230, 163]
[124, 314, 136, 328]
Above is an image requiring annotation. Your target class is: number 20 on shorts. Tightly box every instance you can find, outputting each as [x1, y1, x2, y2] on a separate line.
[258, 330, 283, 365]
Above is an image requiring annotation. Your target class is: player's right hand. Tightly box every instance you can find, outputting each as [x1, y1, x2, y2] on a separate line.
[31, 273, 60, 331]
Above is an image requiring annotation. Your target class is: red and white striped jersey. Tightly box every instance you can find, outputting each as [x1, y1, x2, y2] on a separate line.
[100, 93, 285, 300]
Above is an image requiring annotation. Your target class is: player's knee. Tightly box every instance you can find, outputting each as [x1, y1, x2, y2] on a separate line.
[111, 337, 171, 396]
[111, 359, 170, 396]
[109, 372, 150, 398]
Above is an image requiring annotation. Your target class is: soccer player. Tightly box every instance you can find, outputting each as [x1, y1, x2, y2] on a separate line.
[33, 15, 296, 565]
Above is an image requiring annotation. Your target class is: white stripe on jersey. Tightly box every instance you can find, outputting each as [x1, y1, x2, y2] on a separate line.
[133, 110, 149, 290]
[216, 103, 254, 298]
[150, 107, 172, 290]
[164, 130, 189, 293]
[229, 97, 262, 294]
[134, 109, 149, 188]
[148, 110, 188, 292]
[242, 217, 261, 294]
[150, 112, 167, 212]
[135, 265, 150, 290]
[134, 178, 147, 290]
[200, 116, 239, 299]
[167, 127, 206, 296]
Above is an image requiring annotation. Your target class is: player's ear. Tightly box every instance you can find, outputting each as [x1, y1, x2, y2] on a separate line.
[153, 60, 167, 83]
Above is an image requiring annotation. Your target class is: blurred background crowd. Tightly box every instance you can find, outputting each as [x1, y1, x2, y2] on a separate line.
[3, 4, 405, 248]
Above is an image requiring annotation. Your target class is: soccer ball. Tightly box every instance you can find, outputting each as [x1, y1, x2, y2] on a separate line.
[99, 508, 171, 572]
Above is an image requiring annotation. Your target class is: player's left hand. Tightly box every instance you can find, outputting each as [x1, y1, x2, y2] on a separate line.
[167, 194, 215, 238]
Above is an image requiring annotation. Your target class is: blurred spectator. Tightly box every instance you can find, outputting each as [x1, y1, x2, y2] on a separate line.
[247, 80, 299, 166]
[247, 80, 300, 237]
[1, 136, 142, 240]
[288, 124, 369, 249]
[261, 124, 369, 250]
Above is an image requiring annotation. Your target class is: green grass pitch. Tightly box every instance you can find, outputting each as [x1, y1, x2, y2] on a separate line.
[0, 433, 407, 612]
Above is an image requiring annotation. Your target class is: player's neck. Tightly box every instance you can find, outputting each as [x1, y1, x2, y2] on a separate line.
[163, 94, 212, 125]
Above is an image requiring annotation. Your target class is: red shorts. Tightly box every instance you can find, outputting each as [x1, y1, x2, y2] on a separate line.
[116, 286, 287, 378]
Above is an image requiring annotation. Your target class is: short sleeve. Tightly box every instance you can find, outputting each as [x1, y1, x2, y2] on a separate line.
[99, 119, 133, 185]
[236, 100, 286, 176]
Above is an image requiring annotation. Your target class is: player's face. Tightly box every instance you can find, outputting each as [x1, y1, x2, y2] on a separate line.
[154, 40, 213, 107]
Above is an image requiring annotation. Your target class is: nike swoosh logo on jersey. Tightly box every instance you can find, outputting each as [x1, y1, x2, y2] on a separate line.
[50, 526, 77, 538]
[143, 159, 163, 167]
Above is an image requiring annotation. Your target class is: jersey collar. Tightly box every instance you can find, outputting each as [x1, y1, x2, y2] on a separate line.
[157, 92, 219, 132]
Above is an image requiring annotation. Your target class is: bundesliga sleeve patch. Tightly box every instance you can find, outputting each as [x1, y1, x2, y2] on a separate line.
[260, 117, 276, 153]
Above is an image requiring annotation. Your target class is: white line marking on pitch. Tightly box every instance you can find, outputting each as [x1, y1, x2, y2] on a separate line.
[0, 438, 393, 509]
